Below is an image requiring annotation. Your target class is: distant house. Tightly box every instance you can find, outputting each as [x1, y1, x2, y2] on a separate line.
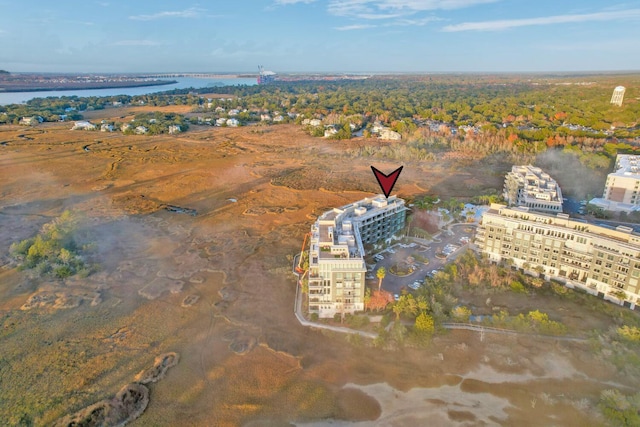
[227, 118, 240, 127]
[100, 123, 115, 132]
[215, 106, 225, 113]
[135, 126, 148, 134]
[260, 114, 272, 121]
[112, 101, 123, 107]
[273, 115, 284, 122]
[324, 127, 338, 138]
[371, 122, 385, 134]
[121, 123, 132, 132]
[71, 121, 96, 131]
[379, 128, 401, 141]
[64, 107, 76, 113]
[228, 109, 240, 116]
[59, 114, 68, 121]
[215, 118, 227, 127]
[19, 116, 41, 126]
[148, 118, 157, 124]
[168, 125, 181, 134]
[309, 119, 322, 127]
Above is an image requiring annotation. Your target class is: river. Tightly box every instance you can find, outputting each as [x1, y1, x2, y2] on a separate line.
[0, 77, 257, 106]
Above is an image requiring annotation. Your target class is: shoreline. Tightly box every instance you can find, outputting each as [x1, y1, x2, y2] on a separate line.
[0, 80, 178, 93]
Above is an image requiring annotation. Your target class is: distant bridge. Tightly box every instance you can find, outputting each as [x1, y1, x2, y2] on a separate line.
[141, 73, 253, 79]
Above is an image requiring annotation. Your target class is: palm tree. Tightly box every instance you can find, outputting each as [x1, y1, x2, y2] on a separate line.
[376, 267, 386, 291]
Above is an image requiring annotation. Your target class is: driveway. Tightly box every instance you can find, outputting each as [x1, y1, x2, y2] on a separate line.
[367, 223, 476, 295]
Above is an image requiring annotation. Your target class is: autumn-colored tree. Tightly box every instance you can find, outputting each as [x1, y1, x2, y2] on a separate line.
[365, 290, 394, 312]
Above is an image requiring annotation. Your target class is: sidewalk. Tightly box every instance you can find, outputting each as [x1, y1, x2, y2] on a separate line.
[292, 260, 377, 339]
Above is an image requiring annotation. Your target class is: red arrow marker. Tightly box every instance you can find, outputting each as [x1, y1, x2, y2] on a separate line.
[371, 166, 403, 198]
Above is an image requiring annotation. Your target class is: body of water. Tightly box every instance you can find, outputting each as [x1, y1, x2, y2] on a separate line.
[0, 77, 257, 105]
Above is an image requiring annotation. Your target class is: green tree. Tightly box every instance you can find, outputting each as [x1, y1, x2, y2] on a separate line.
[376, 267, 386, 291]
[363, 287, 372, 310]
[414, 312, 435, 334]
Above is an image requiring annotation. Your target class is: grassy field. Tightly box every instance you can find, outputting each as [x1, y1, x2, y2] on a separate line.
[0, 113, 638, 426]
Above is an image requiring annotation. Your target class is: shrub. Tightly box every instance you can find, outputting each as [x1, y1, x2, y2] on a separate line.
[599, 389, 640, 426]
[617, 325, 640, 343]
[451, 305, 472, 322]
[510, 280, 526, 293]
[550, 281, 568, 295]
[8, 211, 92, 279]
[347, 315, 370, 328]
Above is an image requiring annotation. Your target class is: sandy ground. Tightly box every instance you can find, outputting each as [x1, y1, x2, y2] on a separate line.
[0, 120, 636, 426]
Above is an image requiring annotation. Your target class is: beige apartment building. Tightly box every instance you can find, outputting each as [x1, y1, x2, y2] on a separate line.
[590, 154, 640, 212]
[476, 204, 640, 309]
[503, 165, 563, 213]
[610, 86, 626, 107]
[307, 195, 407, 318]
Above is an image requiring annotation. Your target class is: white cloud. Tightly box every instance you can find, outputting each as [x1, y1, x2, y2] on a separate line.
[329, 0, 498, 17]
[274, 0, 315, 4]
[112, 40, 161, 46]
[443, 8, 640, 32]
[388, 16, 442, 26]
[129, 7, 204, 21]
[335, 24, 377, 30]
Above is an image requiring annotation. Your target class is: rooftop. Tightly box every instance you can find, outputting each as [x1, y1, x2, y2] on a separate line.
[610, 154, 640, 179]
[506, 165, 561, 202]
[484, 204, 640, 245]
[311, 195, 407, 263]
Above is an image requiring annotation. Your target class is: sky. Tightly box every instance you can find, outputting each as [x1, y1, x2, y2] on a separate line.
[1, 0, 640, 73]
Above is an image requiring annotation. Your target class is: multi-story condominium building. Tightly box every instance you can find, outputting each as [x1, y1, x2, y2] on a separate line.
[503, 165, 563, 213]
[475, 204, 640, 309]
[610, 86, 626, 107]
[590, 155, 640, 212]
[307, 195, 407, 318]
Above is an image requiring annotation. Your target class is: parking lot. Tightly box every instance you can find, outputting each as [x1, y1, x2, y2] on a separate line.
[366, 223, 475, 298]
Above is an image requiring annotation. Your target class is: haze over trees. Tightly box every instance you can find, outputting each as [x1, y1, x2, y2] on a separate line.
[9, 211, 93, 279]
[2, 74, 639, 179]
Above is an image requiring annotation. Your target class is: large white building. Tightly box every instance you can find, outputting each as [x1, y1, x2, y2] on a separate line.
[476, 204, 640, 309]
[610, 86, 626, 107]
[307, 195, 407, 318]
[590, 154, 640, 213]
[503, 165, 563, 213]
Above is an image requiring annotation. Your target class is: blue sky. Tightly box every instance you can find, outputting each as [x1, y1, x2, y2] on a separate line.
[1, 0, 639, 73]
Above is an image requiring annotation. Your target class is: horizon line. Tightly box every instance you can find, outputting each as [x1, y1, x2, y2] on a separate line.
[7, 69, 640, 75]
